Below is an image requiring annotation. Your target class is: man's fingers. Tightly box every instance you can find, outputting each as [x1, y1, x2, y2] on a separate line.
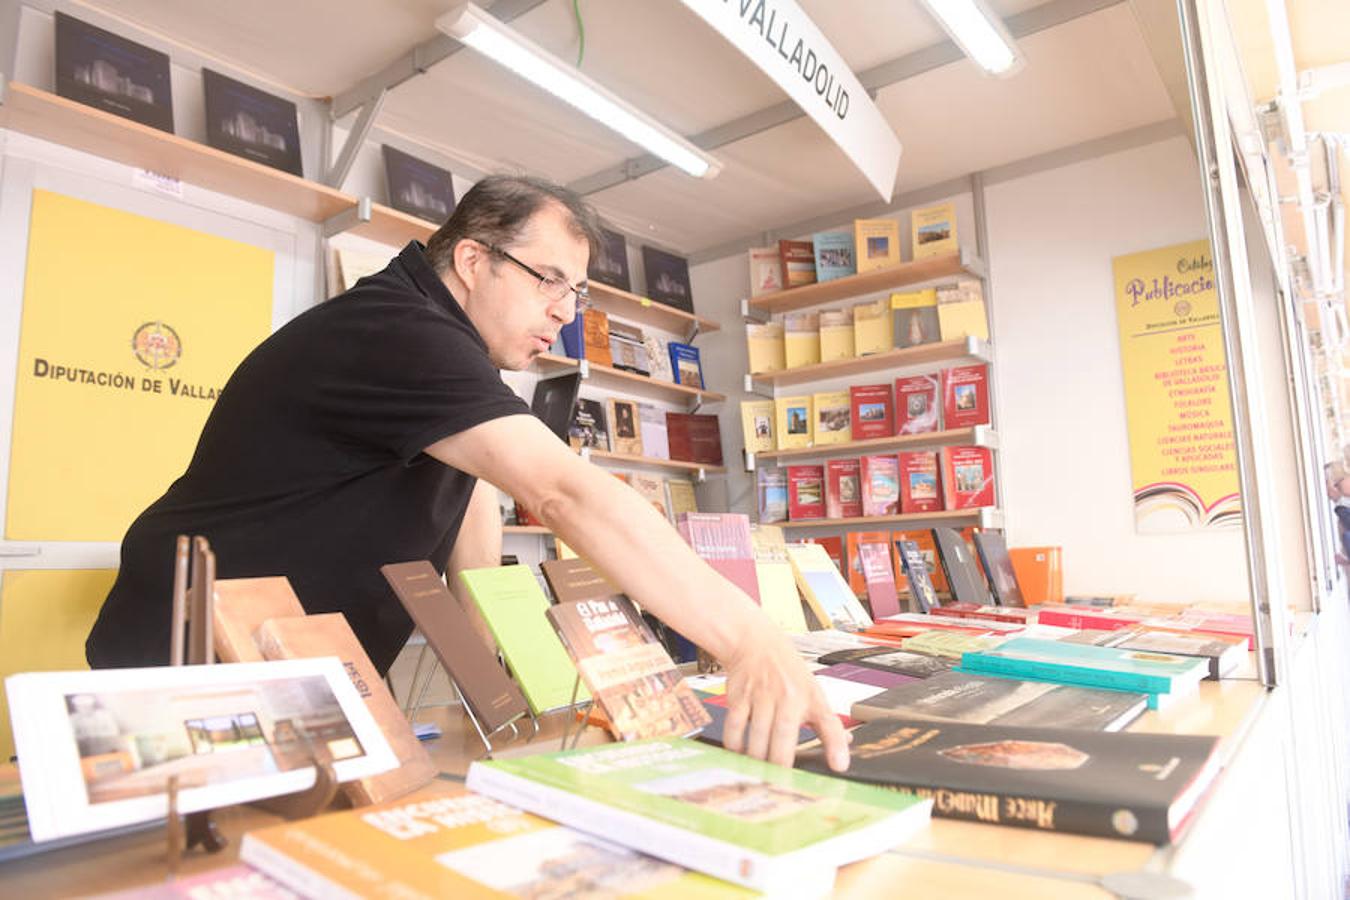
[767, 707, 805, 768]
[808, 697, 852, 772]
[722, 694, 750, 754]
[744, 697, 776, 761]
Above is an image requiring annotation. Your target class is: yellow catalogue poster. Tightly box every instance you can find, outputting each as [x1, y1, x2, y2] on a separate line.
[1112, 240, 1240, 532]
[7, 191, 274, 540]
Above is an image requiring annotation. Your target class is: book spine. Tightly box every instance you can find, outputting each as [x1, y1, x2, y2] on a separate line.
[958, 654, 1174, 694]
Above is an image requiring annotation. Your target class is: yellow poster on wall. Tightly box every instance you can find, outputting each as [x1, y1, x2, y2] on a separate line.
[1113, 240, 1241, 532]
[6, 190, 274, 541]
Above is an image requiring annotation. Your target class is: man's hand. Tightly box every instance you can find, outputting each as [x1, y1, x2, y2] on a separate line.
[719, 627, 850, 772]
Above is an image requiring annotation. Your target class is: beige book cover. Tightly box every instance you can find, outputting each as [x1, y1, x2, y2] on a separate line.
[774, 395, 814, 450]
[748, 246, 783, 296]
[607, 397, 643, 456]
[812, 390, 852, 446]
[256, 614, 436, 806]
[818, 308, 855, 362]
[783, 312, 821, 369]
[750, 526, 809, 634]
[936, 279, 989, 340]
[740, 400, 776, 454]
[852, 297, 893, 356]
[665, 480, 699, 519]
[582, 309, 612, 367]
[630, 473, 671, 523]
[212, 576, 305, 663]
[911, 201, 958, 260]
[854, 218, 900, 272]
[745, 321, 786, 373]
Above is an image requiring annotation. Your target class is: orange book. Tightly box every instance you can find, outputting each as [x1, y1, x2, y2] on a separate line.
[212, 576, 305, 663]
[582, 309, 613, 367]
[1009, 546, 1063, 605]
[845, 530, 891, 598]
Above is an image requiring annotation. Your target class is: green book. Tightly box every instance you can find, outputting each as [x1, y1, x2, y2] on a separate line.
[459, 565, 589, 714]
[466, 737, 931, 894]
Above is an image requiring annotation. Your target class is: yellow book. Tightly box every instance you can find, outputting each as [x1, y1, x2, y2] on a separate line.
[784, 543, 873, 631]
[818, 309, 855, 362]
[750, 525, 809, 634]
[665, 480, 699, 519]
[740, 400, 776, 454]
[911, 201, 958, 260]
[936, 279, 988, 340]
[775, 395, 814, 450]
[783, 312, 821, 369]
[891, 288, 940, 348]
[812, 390, 852, 446]
[854, 218, 900, 272]
[852, 298, 893, 356]
[745, 321, 786, 373]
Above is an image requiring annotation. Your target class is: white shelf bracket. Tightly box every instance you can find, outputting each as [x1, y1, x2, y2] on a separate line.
[743, 373, 773, 398]
[579, 446, 592, 463]
[322, 197, 372, 237]
[740, 298, 770, 323]
[577, 360, 590, 380]
[685, 321, 702, 343]
[744, 451, 757, 472]
[696, 467, 707, 484]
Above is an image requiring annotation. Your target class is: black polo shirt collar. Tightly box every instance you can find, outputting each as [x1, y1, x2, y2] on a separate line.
[395, 240, 480, 329]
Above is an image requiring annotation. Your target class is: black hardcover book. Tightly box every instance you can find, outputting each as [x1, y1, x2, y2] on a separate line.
[567, 398, 609, 451]
[589, 227, 632, 292]
[382, 145, 457, 225]
[932, 528, 991, 607]
[202, 69, 303, 176]
[894, 539, 938, 614]
[55, 12, 174, 132]
[641, 245, 694, 313]
[530, 372, 583, 442]
[973, 532, 1025, 608]
[798, 718, 1220, 843]
[816, 646, 953, 679]
[695, 696, 815, 748]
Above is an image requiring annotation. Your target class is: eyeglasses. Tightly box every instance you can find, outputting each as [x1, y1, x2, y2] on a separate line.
[478, 241, 590, 310]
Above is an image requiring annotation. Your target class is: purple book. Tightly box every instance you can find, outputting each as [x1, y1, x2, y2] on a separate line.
[816, 662, 918, 690]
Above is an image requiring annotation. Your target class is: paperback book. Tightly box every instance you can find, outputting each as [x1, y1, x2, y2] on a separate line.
[910, 202, 957, 260]
[860, 454, 901, 517]
[858, 541, 902, 619]
[748, 246, 784, 296]
[583, 310, 613, 367]
[894, 539, 939, 613]
[812, 231, 857, 281]
[940, 445, 995, 509]
[958, 637, 1209, 702]
[749, 524, 810, 634]
[1109, 628, 1247, 680]
[212, 576, 305, 663]
[677, 513, 760, 604]
[818, 308, 856, 362]
[850, 383, 894, 440]
[936, 279, 989, 341]
[668, 342, 705, 389]
[973, 532, 1025, 607]
[817, 647, 954, 679]
[530, 372, 582, 442]
[740, 400, 776, 455]
[609, 321, 649, 375]
[895, 374, 941, 435]
[892, 289, 940, 349]
[933, 527, 993, 606]
[638, 403, 670, 459]
[940, 364, 990, 429]
[745, 321, 786, 374]
[568, 398, 609, 451]
[854, 218, 900, 272]
[825, 458, 863, 519]
[897, 451, 942, 514]
[786, 542, 873, 632]
[852, 298, 893, 356]
[777, 239, 818, 288]
[631, 473, 670, 521]
[813, 390, 852, 446]
[846, 530, 891, 598]
[786, 465, 825, 521]
[775, 395, 814, 450]
[756, 467, 788, 524]
[783, 312, 821, 369]
[666, 413, 723, 465]
[666, 480, 699, 521]
[645, 334, 675, 382]
[607, 397, 643, 456]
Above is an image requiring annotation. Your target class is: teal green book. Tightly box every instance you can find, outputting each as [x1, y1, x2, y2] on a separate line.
[459, 565, 589, 714]
[958, 637, 1208, 699]
[466, 737, 930, 894]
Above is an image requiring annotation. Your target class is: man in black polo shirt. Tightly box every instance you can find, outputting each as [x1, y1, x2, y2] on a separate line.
[86, 175, 848, 772]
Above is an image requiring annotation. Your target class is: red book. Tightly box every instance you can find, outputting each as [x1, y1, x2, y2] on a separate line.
[858, 541, 901, 619]
[777, 239, 817, 287]
[897, 451, 942, 513]
[825, 458, 862, 519]
[860, 454, 900, 517]
[895, 374, 940, 435]
[849, 383, 894, 440]
[807, 536, 845, 574]
[940, 445, 995, 509]
[786, 465, 825, 520]
[666, 412, 723, 465]
[1144, 611, 1257, 648]
[676, 512, 760, 604]
[941, 602, 1035, 625]
[1036, 605, 1149, 631]
[846, 530, 891, 597]
[941, 364, 990, 429]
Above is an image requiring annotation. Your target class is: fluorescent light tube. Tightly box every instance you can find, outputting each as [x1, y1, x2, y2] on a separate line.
[437, 2, 721, 178]
[919, 0, 1024, 77]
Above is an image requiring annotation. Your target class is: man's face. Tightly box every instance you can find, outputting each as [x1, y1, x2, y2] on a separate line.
[457, 203, 590, 371]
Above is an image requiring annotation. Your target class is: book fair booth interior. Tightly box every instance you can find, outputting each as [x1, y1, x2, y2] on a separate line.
[0, 0, 1348, 897]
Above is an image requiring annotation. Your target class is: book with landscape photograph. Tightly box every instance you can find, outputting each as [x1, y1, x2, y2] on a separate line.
[382, 145, 457, 224]
[590, 227, 632, 291]
[642, 246, 695, 313]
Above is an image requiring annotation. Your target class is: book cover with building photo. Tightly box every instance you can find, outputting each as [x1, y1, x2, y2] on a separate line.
[895, 374, 941, 435]
[590, 227, 632, 292]
[54, 12, 174, 132]
[642, 246, 695, 313]
[854, 219, 900, 272]
[382, 146, 457, 225]
[786, 465, 825, 520]
[813, 390, 852, 446]
[609, 321, 649, 375]
[203, 70, 303, 176]
[826, 458, 863, 519]
[775, 395, 814, 450]
[668, 342, 705, 389]
[910, 202, 958, 260]
[940, 446, 995, 509]
[898, 451, 943, 513]
[607, 398, 643, 456]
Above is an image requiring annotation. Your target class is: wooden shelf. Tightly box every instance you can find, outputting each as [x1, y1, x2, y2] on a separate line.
[348, 202, 436, 246]
[503, 525, 551, 535]
[751, 426, 997, 466]
[747, 251, 985, 314]
[0, 81, 355, 222]
[584, 448, 725, 474]
[534, 353, 726, 405]
[776, 508, 1002, 530]
[748, 337, 988, 389]
[587, 282, 721, 337]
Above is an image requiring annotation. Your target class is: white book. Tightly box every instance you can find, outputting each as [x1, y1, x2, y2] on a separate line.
[638, 402, 670, 459]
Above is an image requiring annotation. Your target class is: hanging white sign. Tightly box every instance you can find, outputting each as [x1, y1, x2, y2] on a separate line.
[678, 0, 902, 201]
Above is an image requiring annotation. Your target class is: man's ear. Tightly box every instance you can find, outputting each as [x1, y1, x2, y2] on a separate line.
[453, 239, 487, 291]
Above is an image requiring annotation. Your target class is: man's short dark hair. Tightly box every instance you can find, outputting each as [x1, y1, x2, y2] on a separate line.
[425, 174, 604, 277]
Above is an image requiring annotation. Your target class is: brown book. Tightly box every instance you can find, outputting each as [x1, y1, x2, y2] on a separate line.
[541, 557, 620, 604]
[582, 309, 613, 367]
[379, 561, 529, 735]
[256, 613, 436, 806]
[778, 239, 817, 288]
[665, 412, 724, 465]
[212, 576, 305, 663]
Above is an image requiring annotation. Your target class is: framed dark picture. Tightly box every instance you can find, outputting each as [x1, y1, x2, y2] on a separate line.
[589, 227, 632, 292]
[641, 245, 694, 313]
[382, 145, 457, 225]
[54, 12, 174, 133]
[202, 69, 303, 176]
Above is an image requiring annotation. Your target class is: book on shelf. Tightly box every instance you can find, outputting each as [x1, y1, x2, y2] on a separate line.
[852, 297, 893, 356]
[775, 395, 814, 450]
[560, 312, 586, 360]
[849, 383, 894, 440]
[897, 450, 942, 514]
[858, 540, 902, 618]
[745, 321, 786, 374]
[642, 246, 696, 314]
[786, 541, 873, 631]
[590, 226, 632, 291]
[55, 12, 175, 133]
[936, 279, 989, 341]
[530, 372, 582, 442]
[638, 402, 669, 459]
[568, 398, 609, 451]
[204, 69, 304, 177]
[749, 524, 811, 634]
[910, 201, 957, 260]
[941, 363, 990, 429]
[547, 595, 711, 741]
[606, 397, 643, 456]
[212, 576, 306, 663]
[631, 472, 671, 522]
[893, 538, 939, 614]
[1009, 546, 1064, 606]
[812, 230, 857, 281]
[973, 531, 1024, 607]
[860, 454, 901, 517]
[757, 467, 788, 523]
[466, 737, 931, 894]
[666, 412, 723, 465]
[608, 320, 650, 375]
[797, 719, 1220, 844]
[783, 311, 822, 368]
[458, 565, 589, 714]
[813, 390, 852, 446]
[933, 527, 993, 606]
[666, 479, 699, 521]
[777, 238, 818, 288]
[582, 309, 613, 367]
[645, 334, 674, 382]
[818, 308, 856, 362]
[740, 400, 776, 455]
[748, 245, 784, 296]
[817, 646, 954, 678]
[255, 612, 437, 806]
[892, 288, 941, 349]
[242, 788, 748, 899]
[851, 670, 1147, 732]
[940, 445, 996, 509]
[786, 465, 825, 521]
[895, 374, 941, 435]
[668, 341, 705, 389]
[825, 458, 863, 519]
[677, 513, 760, 604]
[854, 218, 900, 273]
[381, 144, 455, 224]
[845, 530, 891, 597]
